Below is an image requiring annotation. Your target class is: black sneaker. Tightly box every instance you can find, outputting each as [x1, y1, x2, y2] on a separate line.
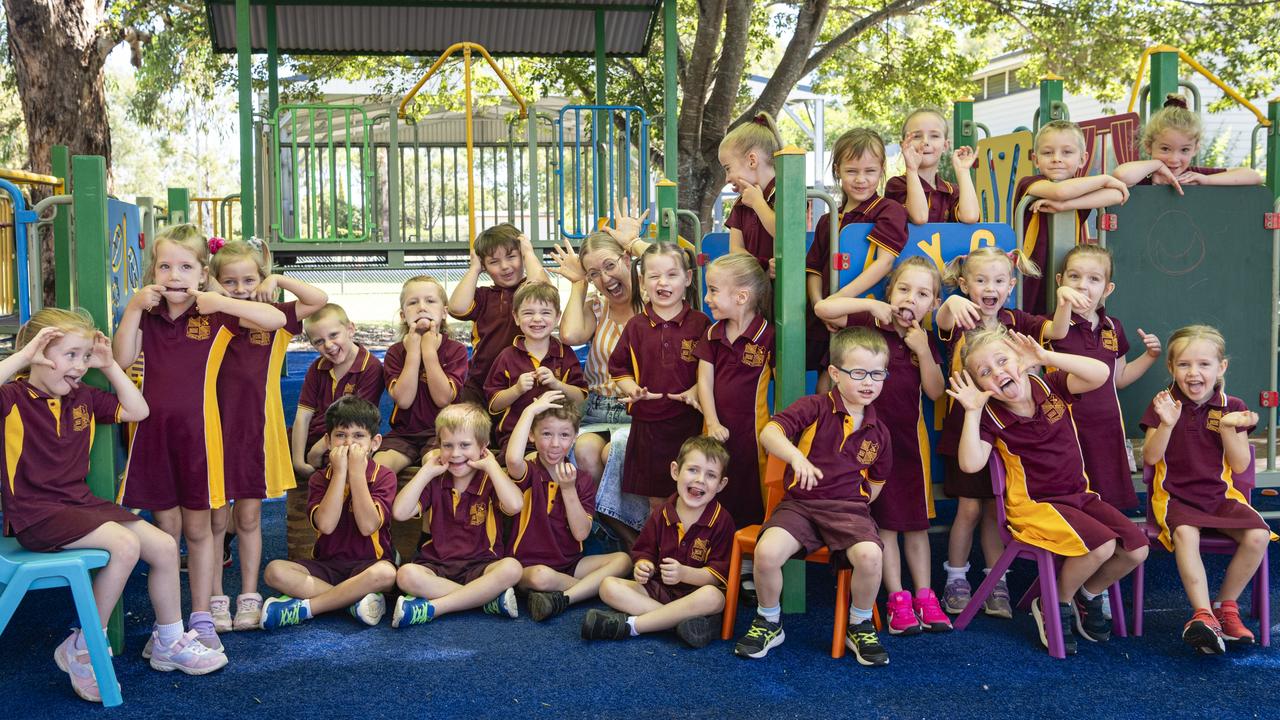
[845, 619, 890, 666]
[528, 590, 570, 622]
[1032, 598, 1077, 655]
[580, 609, 629, 640]
[1073, 590, 1111, 642]
[674, 616, 715, 648]
[734, 614, 785, 659]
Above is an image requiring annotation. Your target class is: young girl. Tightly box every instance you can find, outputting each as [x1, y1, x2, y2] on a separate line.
[113, 224, 287, 652]
[949, 328, 1149, 655]
[607, 243, 710, 512]
[1140, 325, 1275, 653]
[694, 252, 774, 527]
[934, 246, 1075, 617]
[1048, 245, 1162, 510]
[374, 275, 469, 475]
[2, 309, 226, 702]
[1113, 95, 1264, 190]
[720, 112, 782, 277]
[885, 108, 981, 225]
[815, 257, 950, 634]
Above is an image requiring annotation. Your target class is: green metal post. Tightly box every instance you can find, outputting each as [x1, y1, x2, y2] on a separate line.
[266, 0, 279, 117]
[168, 187, 190, 224]
[662, 0, 678, 181]
[1149, 47, 1181, 117]
[594, 9, 608, 224]
[236, 0, 255, 238]
[51, 145, 71, 308]
[656, 179, 677, 241]
[1267, 98, 1279, 201]
[1037, 73, 1065, 130]
[953, 97, 976, 151]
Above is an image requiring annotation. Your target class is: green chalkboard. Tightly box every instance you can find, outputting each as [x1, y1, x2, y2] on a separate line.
[1106, 185, 1274, 437]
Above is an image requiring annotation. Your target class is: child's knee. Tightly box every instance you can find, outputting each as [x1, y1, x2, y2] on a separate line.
[234, 504, 261, 532]
[395, 563, 420, 587]
[523, 564, 560, 590]
[367, 561, 398, 590]
[263, 560, 285, 586]
[140, 528, 179, 566]
[849, 543, 882, 572]
[1172, 525, 1199, 546]
[691, 585, 726, 614]
[599, 576, 624, 602]
[493, 558, 523, 585]
[754, 538, 791, 570]
[1243, 528, 1271, 551]
[1128, 543, 1150, 564]
[111, 529, 142, 566]
[1091, 539, 1116, 562]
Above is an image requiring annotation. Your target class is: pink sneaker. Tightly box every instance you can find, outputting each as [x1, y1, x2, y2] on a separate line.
[913, 588, 954, 632]
[886, 590, 922, 635]
[53, 630, 101, 703]
[148, 630, 229, 675]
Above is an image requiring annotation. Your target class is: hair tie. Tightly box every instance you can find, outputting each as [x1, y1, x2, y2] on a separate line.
[208, 236, 226, 254]
[752, 114, 769, 127]
[953, 253, 969, 264]
[1163, 94, 1188, 110]
[1006, 249, 1021, 264]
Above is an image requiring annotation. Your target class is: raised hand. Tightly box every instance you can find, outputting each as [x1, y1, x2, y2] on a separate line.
[667, 387, 700, 412]
[740, 183, 766, 211]
[132, 284, 165, 312]
[467, 449, 503, 475]
[1008, 331, 1049, 368]
[19, 326, 62, 368]
[706, 423, 730, 443]
[1152, 389, 1182, 427]
[187, 288, 224, 315]
[902, 140, 923, 172]
[605, 196, 649, 250]
[1219, 410, 1258, 431]
[1136, 328, 1162, 358]
[951, 145, 977, 172]
[85, 332, 115, 369]
[420, 321, 443, 355]
[1056, 285, 1092, 313]
[946, 370, 994, 413]
[942, 295, 982, 330]
[865, 299, 894, 326]
[254, 274, 281, 302]
[516, 371, 538, 393]
[551, 461, 578, 488]
[419, 448, 451, 480]
[902, 320, 930, 357]
[329, 443, 350, 476]
[547, 238, 585, 283]
[528, 390, 565, 415]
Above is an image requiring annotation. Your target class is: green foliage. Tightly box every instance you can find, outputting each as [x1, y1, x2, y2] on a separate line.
[0, 10, 27, 168]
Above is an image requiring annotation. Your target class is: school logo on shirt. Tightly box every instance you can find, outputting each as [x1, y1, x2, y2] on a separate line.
[186, 316, 211, 341]
[343, 383, 355, 395]
[743, 343, 767, 368]
[469, 501, 488, 526]
[1101, 329, 1119, 352]
[1042, 395, 1066, 423]
[249, 329, 272, 346]
[1207, 409, 1222, 433]
[72, 404, 90, 432]
[856, 439, 880, 465]
[690, 537, 710, 563]
[681, 338, 697, 363]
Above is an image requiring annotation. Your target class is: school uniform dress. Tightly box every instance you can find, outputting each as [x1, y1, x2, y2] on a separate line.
[299, 461, 397, 583]
[1135, 166, 1225, 185]
[631, 496, 735, 603]
[885, 174, 960, 223]
[454, 281, 524, 408]
[692, 315, 774, 526]
[1140, 385, 1276, 551]
[0, 381, 136, 552]
[506, 456, 597, 574]
[1012, 174, 1093, 316]
[380, 335, 469, 462]
[607, 302, 710, 498]
[219, 301, 302, 501]
[297, 344, 384, 452]
[724, 178, 777, 273]
[979, 371, 1147, 556]
[410, 472, 508, 584]
[485, 336, 588, 454]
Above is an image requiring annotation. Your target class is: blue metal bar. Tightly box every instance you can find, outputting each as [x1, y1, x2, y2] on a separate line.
[623, 110, 632, 206]
[0, 179, 33, 323]
[557, 104, 651, 239]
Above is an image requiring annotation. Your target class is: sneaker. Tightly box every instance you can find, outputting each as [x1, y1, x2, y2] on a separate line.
[148, 630, 229, 675]
[349, 593, 387, 626]
[1213, 601, 1255, 646]
[53, 631, 101, 703]
[734, 614, 785, 659]
[580, 609, 629, 640]
[845, 620, 890, 666]
[983, 580, 1014, 619]
[527, 590, 570, 622]
[886, 591, 922, 635]
[189, 612, 223, 651]
[943, 577, 971, 614]
[141, 633, 153, 660]
[260, 596, 310, 630]
[210, 595, 233, 634]
[232, 593, 263, 631]
[392, 595, 435, 628]
[1031, 598, 1077, 655]
[1099, 587, 1113, 621]
[1183, 609, 1227, 654]
[913, 588, 953, 632]
[482, 588, 518, 619]
[674, 616, 715, 648]
[1073, 590, 1111, 642]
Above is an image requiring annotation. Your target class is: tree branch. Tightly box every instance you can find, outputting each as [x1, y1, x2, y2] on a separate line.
[801, 0, 937, 76]
[699, 0, 753, 154]
[733, 0, 830, 130]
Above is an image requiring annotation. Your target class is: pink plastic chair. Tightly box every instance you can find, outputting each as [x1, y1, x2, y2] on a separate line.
[953, 452, 1128, 659]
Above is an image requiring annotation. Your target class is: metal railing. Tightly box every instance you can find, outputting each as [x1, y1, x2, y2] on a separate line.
[557, 105, 650, 240]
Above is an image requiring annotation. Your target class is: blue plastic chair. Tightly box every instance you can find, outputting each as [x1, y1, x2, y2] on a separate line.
[0, 536, 122, 706]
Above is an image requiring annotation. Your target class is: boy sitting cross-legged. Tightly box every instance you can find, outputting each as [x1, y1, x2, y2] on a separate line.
[581, 435, 737, 648]
[391, 403, 525, 626]
[261, 396, 399, 629]
[506, 391, 631, 622]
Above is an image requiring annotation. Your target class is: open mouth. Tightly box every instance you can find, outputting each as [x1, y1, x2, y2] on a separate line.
[63, 375, 82, 389]
[980, 295, 1001, 310]
[998, 377, 1018, 397]
[603, 279, 625, 297]
[894, 307, 916, 323]
[687, 486, 706, 499]
[654, 288, 674, 302]
[857, 388, 877, 399]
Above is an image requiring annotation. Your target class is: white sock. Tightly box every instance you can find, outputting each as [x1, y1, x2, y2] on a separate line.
[156, 621, 184, 646]
[944, 562, 970, 582]
[1079, 586, 1099, 601]
[757, 604, 781, 623]
[982, 567, 1008, 582]
[849, 605, 874, 624]
[301, 599, 313, 618]
[626, 616, 639, 636]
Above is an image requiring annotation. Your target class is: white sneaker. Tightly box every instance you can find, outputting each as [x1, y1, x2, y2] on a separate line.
[149, 630, 229, 675]
[233, 593, 263, 631]
[348, 593, 387, 626]
[210, 595, 233, 633]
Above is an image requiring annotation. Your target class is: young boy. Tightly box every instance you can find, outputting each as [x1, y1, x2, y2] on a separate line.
[291, 303, 385, 478]
[581, 435, 736, 648]
[505, 391, 631, 622]
[448, 223, 551, 413]
[391, 403, 525, 626]
[484, 282, 587, 453]
[735, 326, 893, 666]
[260, 396, 399, 629]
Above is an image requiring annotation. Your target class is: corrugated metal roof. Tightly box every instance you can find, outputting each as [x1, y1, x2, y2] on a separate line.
[206, 1, 661, 57]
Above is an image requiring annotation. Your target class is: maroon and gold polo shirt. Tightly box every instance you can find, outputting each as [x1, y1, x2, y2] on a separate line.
[978, 370, 1089, 501]
[631, 494, 736, 590]
[413, 471, 508, 566]
[607, 302, 711, 422]
[805, 195, 909, 296]
[307, 460, 397, 563]
[484, 336, 587, 448]
[298, 344, 384, 448]
[454, 281, 525, 399]
[1013, 174, 1093, 316]
[725, 178, 777, 272]
[383, 335, 469, 440]
[885, 173, 959, 224]
[506, 455, 597, 571]
[766, 392, 893, 503]
[691, 313, 774, 448]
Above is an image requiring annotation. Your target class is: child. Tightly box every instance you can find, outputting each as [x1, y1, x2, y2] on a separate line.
[608, 243, 710, 511]
[735, 327, 893, 666]
[505, 392, 631, 621]
[448, 224, 551, 412]
[209, 239, 328, 632]
[1113, 95, 1264, 190]
[4, 310, 226, 701]
[259, 396, 398, 629]
[374, 275, 469, 475]
[391, 403, 524, 626]
[948, 328, 1149, 655]
[695, 252, 774, 527]
[581, 435, 736, 648]
[1013, 119, 1130, 315]
[815, 257, 950, 634]
[1048, 245, 1162, 510]
[885, 108, 981, 224]
[720, 112, 782, 276]
[1140, 325, 1274, 653]
[114, 224, 286, 652]
[291, 303, 384, 477]
[485, 281, 587, 454]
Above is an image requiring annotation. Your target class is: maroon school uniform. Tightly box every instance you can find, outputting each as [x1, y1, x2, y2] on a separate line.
[506, 455, 597, 574]
[845, 312, 943, 532]
[1135, 166, 1225, 185]
[1047, 310, 1137, 510]
[119, 303, 240, 511]
[305, 461, 397, 565]
[484, 336, 587, 453]
[979, 371, 1147, 557]
[454, 281, 524, 406]
[608, 302, 710, 498]
[692, 315, 773, 526]
[1140, 385, 1274, 551]
[1013, 175, 1093, 316]
[631, 495, 735, 603]
[219, 301, 302, 500]
[381, 336, 469, 461]
[884, 174, 959, 223]
[724, 178, 777, 272]
[297, 344, 384, 451]
[411, 471, 508, 583]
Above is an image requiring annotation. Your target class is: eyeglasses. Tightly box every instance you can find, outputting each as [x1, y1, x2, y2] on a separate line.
[585, 257, 625, 283]
[834, 367, 889, 382]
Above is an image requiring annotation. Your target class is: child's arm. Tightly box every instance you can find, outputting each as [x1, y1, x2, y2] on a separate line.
[420, 329, 458, 408]
[904, 322, 946, 401]
[830, 253, 894, 300]
[697, 361, 726, 442]
[1183, 167, 1264, 187]
[1219, 408, 1258, 474]
[1011, 332, 1109, 395]
[814, 297, 893, 325]
[555, 463, 594, 543]
[448, 249, 484, 318]
[1026, 174, 1129, 203]
[392, 450, 448, 521]
[534, 356, 586, 405]
[935, 294, 981, 333]
[113, 285, 163, 368]
[388, 339, 422, 410]
[946, 370, 995, 473]
[950, 146, 982, 224]
[806, 273, 825, 309]
[549, 237, 597, 345]
[345, 445, 384, 537]
[473, 450, 524, 516]
[760, 422, 824, 491]
[0, 326, 60, 385]
[1112, 160, 1184, 190]
[1030, 188, 1126, 214]
[1116, 328, 1162, 389]
[519, 233, 551, 285]
[259, 274, 329, 319]
[192, 290, 287, 330]
[87, 333, 149, 422]
[504, 391, 564, 478]
[487, 370, 536, 413]
[659, 557, 719, 588]
[291, 408, 317, 476]
[1049, 286, 1091, 340]
[901, 144, 931, 225]
[305, 436, 328, 469]
[1142, 390, 1182, 467]
[313, 446, 349, 534]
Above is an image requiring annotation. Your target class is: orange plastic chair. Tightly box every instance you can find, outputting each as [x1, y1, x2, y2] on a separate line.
[720, 454, 881, 659]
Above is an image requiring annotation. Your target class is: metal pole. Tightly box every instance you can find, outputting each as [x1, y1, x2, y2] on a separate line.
[1267, 99, 1279, 201]
[594, 10, 608, 225]
[656, 178, 677, 242]
[266, 0, 279, 117]
[1149, 49, 1180, 118]
[953, 97, 976, 151]
[168, 187, 190, 224]
[529, 112, 540, 244]
[51, 145, 72, 307]
[235, 0, 255, 238]
[663, 0, 678, 181]
[1037, 73, 1065, 130]
[464, 48, 476, 243]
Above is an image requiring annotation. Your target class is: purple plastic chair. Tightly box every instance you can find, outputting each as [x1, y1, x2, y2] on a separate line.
[954, 452, 1128, 659]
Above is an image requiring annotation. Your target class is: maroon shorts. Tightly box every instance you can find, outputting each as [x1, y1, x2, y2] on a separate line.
[762, 498, 883, 560]
[942, 456, 995, 500]
[411, 556, 493, 585]
[641, 577, 701, 604]
[15, 501, 141, 552]
[1163, 497, 1271, 541]
[1031, 492, 1149, 554]
[621, 412, 704, 498]
[296, 557, 389, 586]
[378, 431, 437, 465]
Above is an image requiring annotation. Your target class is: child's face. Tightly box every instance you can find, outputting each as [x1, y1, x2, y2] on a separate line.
[1171, 339, 1226, 405]
[533, 416, 576, 467]
[903, 113, 949, 169]
[965, 341, 1028, 402]
[643, 253, 691, 311]
[28, 331, 95, 397]
[216, 258, 263, 300]
[702, 267, 744, 321]
[438, 427, 485, 477]
[886, 266, 939, 329]
[327, 423, 381, 455]
[401, 281, 446, 333]
[514, 299, 559, 341]
[670, 450, 728, 511]
[1057, 256, 1113, 314]
[719, 148, 760, 192]
[582, 249, 631, 304]
[1033, 130, 1087, 181]
[827, 346, 889, 409]
[837, 150, 883, 204]
[958, 258, 1016, 317]
[306, 315, 357, 366]
[153, 241, 208, 304]
[1149, 128, 1198, 176]
[482, 246, 524, 288]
